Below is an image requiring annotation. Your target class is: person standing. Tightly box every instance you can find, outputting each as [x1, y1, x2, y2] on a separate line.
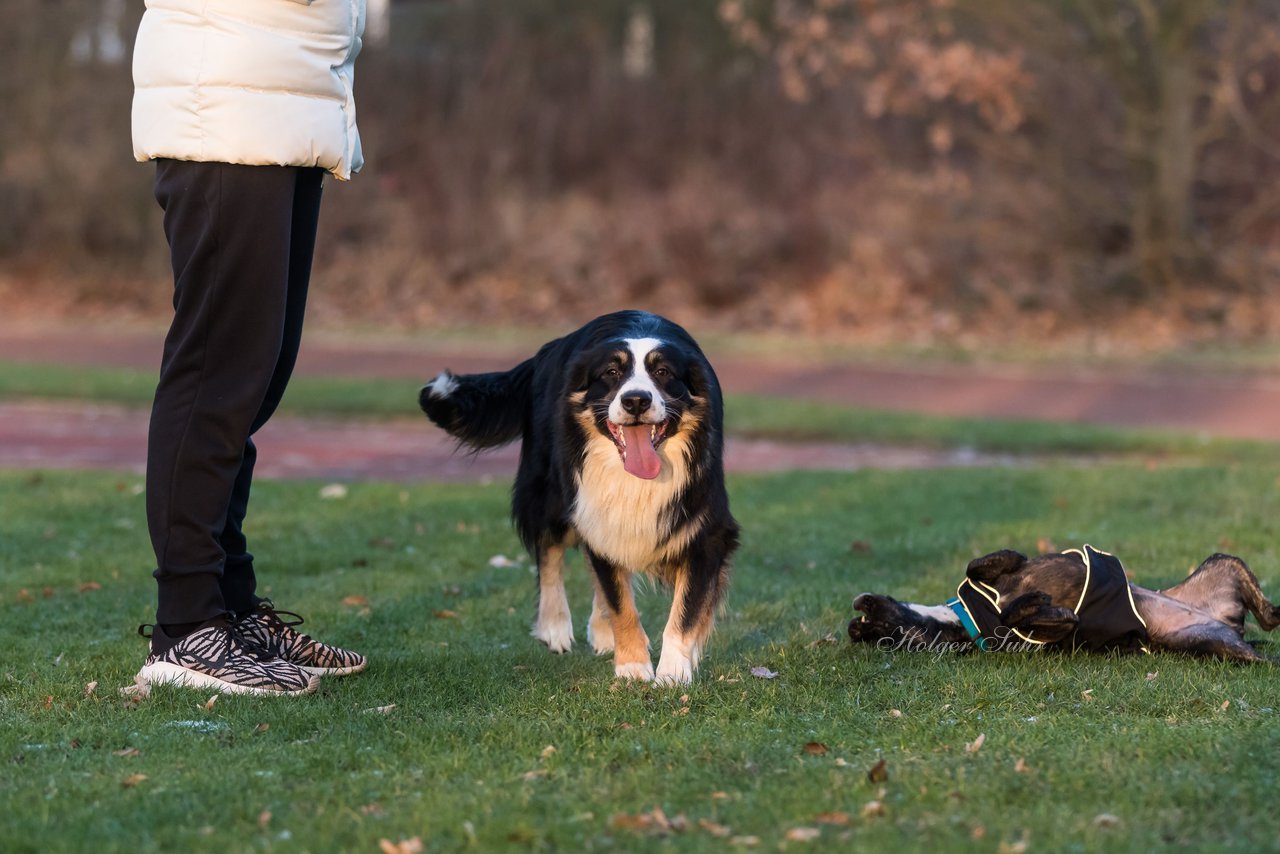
[131, 0, 369, 695]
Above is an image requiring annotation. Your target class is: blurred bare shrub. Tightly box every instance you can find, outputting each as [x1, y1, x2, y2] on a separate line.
[5, 0, 1280, 345]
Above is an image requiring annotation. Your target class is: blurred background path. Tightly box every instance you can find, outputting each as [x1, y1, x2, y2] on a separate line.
[1, 322, 1277, 480]
[4, 323, 1280, 437]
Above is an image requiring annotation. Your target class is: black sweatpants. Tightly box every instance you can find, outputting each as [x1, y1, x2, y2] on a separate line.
[147, 159, 324, 626]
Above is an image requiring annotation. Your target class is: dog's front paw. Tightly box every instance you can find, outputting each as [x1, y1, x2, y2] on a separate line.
[653, 658, 693, 686]
[614, 661, 655, 682]
[531, 618, 574, 654]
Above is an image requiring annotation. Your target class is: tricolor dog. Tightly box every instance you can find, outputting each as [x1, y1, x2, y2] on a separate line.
[419, 311, 739, 684]
[849, 546, 1280, 662]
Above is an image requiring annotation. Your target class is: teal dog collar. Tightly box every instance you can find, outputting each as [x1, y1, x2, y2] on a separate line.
[947, 597, 989, 651]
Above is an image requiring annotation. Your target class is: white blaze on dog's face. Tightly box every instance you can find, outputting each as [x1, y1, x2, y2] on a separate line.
[607, 338, 668, 424]
[578, 336, 698, 481]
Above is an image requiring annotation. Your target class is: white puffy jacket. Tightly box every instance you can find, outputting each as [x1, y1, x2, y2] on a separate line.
[132, 0, 365, 180]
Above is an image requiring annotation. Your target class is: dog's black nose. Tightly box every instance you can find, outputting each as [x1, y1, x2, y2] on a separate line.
[620, 391, 652, 416]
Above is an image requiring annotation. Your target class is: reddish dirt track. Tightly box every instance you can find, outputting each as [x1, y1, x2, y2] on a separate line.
[1, 322, 1277, 481]
[0, 400, 1033, 482]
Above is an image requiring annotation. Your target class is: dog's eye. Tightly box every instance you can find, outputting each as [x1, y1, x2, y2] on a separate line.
[653, 367, 671, 380]
[603, 367, 621, 379]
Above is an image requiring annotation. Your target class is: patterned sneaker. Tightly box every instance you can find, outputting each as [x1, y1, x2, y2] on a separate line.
[135, 617, 319, 696]
[236, 601, 367, 676]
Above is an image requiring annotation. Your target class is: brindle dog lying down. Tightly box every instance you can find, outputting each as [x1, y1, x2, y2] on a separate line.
[848, 546, 1280, 662]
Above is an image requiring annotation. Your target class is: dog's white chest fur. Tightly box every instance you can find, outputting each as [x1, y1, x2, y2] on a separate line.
[571, 433, 690, 570]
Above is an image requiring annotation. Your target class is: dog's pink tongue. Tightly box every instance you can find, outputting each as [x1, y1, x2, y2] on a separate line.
[622, 425, 662, 479]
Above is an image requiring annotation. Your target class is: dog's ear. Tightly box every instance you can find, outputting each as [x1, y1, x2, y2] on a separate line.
[566, 347, 607, 393]
[966, 549, 1028, 583]
[684, 357, 717, 399]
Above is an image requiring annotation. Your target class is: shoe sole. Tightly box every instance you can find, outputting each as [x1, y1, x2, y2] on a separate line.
[137, 662, 319, 696]
[300, 659, 368, 677]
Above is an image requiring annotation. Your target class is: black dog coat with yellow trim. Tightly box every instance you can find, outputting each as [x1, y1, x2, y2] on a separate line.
[947, 545, 1149, 652]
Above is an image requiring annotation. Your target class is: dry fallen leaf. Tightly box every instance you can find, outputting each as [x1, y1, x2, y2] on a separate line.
[729, 836, 760, 847]
[378, 838, 423, 854]
[710, 791, 730, 800]
[257, 810, 272, 830]
[342, 595, 369, 607]
[1081, 688, 1094, 701]
[698, 818, 732, 837]
[867, 758, 888, 783]
[318, 483, 348, 500]
[814, 812, 850, 826]
[802, 742, 828, 756]
[113, 747, 141, 758]
[1145, 671, 1159, 682]
[488, 554, 518, 568]
[203, 695, 218, 711]
[1037, 537, 1057, 553]
[749, 666, 778, 679]
[972, 826, 987, 840]
[1094, 813, 1120, 829]
[540, 745, 557, 758]
[862, 800, 886, 818]
[255, 723, 270, 733]
[363, 704, 396, 715]
[121, 773, 148, 788]
[79, 582, 103, 593]
[785, 827, 821, 842]
[521, 769, 549, 782]
[433, 609, 459, 619]
[998, 838, 1029, 854]
[609, 807, 685, 835]
[1014, 757, 1031, 774]
[83, 681, 98, 698]
[888, 708, 903, 718]
[965, 733, 986, 754]
[609, 813, 654, 832]
[850, 540, 873, 555]
[119, 674, 151, 703]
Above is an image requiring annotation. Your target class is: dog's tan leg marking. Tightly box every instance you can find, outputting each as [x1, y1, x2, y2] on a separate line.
[608, 572, 653, 681]
[587, 575, 615, 655]
[531, 543, 573, 653]
[655, 572, 714, 686]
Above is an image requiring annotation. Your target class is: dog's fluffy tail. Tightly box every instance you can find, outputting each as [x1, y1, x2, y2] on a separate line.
[419, 359, 534, 450]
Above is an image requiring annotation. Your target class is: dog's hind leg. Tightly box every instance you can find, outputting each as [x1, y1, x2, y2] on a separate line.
[587, 574, 615, 655]
[1155, 621, 1268, 663]
[1161, 554, 1280, 635]
[531, 543, 574, 653]
[586, 549, 653, 681]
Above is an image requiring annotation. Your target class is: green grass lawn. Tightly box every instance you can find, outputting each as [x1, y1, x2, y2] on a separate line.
[4, 464, 1280, 852]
